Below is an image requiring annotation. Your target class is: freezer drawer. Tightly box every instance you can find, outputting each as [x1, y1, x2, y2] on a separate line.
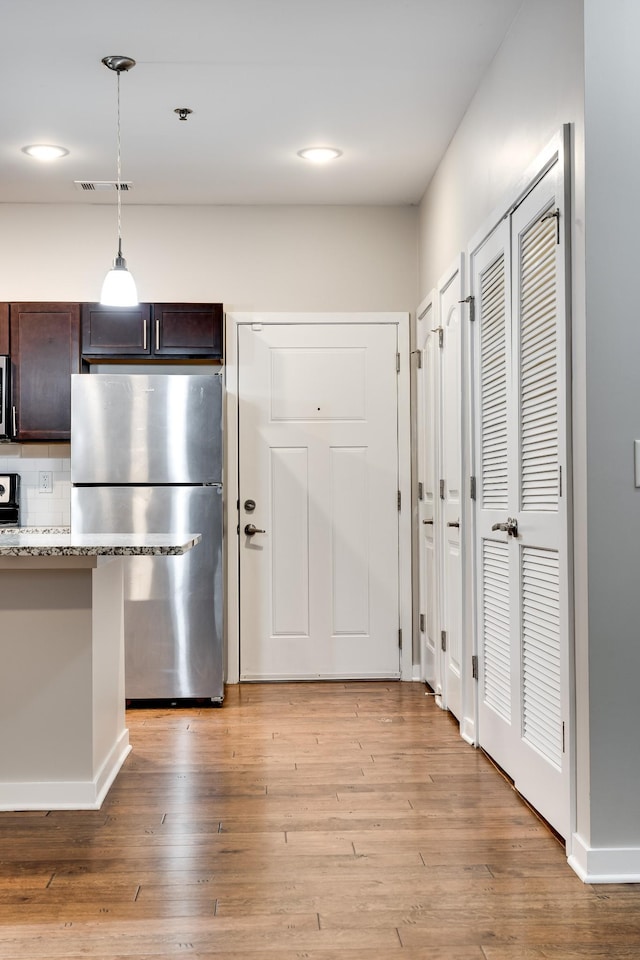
[71, 373, 222, 485]
[72, 484, 223, 700]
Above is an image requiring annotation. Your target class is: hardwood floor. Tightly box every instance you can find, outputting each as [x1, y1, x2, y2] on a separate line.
[1, 682, 640, 958]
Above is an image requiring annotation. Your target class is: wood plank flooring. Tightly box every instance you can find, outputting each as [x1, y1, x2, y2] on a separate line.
[1, 682, 640, 958]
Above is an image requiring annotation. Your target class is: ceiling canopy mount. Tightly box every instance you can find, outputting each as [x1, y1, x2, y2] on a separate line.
[101, 55, 136, 74]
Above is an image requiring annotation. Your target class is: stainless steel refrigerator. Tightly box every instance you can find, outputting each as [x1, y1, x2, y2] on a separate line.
[71, 372, 224, 702]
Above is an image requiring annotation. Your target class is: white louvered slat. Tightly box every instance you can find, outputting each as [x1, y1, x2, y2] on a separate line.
[480, 254, 507, 509]
[482, 540, 511, 721]
[519, 213, 558, 512]
[521, 546, 562, 768]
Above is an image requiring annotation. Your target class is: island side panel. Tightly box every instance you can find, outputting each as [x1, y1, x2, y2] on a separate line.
[91, 556, 130, 805]
[0, 556, 129, 809]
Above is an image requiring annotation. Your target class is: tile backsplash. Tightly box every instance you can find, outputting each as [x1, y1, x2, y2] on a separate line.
[0, 444, 71, 527]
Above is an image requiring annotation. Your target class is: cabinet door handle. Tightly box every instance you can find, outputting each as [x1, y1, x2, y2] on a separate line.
[143, 319, 147, 351]
[11, 405, 16, 437]
[155, 319, 160, 352]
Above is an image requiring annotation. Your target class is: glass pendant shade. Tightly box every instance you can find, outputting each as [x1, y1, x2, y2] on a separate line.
[100, 251, 138, 306]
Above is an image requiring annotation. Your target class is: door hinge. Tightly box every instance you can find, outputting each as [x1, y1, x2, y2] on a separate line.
[470, 476, 476, 501]
[472, 654, 479, 680]
[419, 613, 425, 633]
[411, 349, 422, 369]
[559, 464, 562, 497]
[432, 326, 443, 348]
[441, 630, 447, 652]
[562, 721, 566, 753]
[459, 295, 475, 323]
[397, 490, 402, 511]
[542, 207, 561, 244]
[396, 352, 401, 373]
[398, 628, 403, 649]
[440, 479, 445, 500]
[418, 481, 424, 501]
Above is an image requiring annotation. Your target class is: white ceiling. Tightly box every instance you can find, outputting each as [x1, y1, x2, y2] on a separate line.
[3, 0, 523, 206]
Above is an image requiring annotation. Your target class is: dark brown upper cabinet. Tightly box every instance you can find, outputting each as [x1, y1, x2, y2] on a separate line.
[10, 302, 81, 441]
[81, 302, 223, 359]
[0, 304, 8, 356]
[81, 303, 152, 356]
[152, 303, 223, 357]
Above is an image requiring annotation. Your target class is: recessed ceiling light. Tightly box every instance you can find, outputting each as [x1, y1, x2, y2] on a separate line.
[297, 147, 342, 163]
[22, 144, 69, 161]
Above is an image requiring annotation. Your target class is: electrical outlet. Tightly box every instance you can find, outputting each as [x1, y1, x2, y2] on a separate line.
[38, 471, 53, 493]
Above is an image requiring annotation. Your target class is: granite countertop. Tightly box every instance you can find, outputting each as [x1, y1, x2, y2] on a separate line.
[0, 527, 201, 557]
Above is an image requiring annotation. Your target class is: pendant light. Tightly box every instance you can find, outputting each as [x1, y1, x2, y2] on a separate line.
[100, 55, 138, 307]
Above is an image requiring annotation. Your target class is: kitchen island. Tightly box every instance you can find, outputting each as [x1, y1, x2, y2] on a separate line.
[0, 528, 201, 811]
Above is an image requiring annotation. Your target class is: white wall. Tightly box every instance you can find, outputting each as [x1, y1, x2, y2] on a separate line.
[580, 0, 640, 859]
[0, 202, 417, 529]
[417, 0, 588, 851]
[0, 204, 417, 312]
[418, 0, 584, 294]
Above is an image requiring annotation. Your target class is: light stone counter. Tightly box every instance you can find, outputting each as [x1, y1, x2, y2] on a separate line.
[0, 530, 201, 811]
[0, 527, 200, 556]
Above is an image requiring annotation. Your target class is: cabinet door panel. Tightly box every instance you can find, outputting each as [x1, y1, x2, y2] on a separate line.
[0, 304, 8, 355]
[82, 304, 151, 356]
[152, 303, 223, 357]
[11, 303, 80, 441]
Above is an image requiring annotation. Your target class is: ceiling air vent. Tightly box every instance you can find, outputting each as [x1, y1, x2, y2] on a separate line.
[73, 180, 133, 192]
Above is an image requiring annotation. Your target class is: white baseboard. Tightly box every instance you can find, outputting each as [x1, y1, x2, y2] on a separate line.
[93, 729, 131, 808]
[569, 832, 640, 883]
[0, 729, 131, 811]
[460, 716, 476, 746]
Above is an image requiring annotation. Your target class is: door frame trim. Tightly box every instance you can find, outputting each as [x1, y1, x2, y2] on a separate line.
[225, 311, 412, 684]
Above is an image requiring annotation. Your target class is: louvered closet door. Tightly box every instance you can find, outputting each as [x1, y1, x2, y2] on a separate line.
[473, 158, 569, 839]
[472, 219, 516, 776]
[509, 161, 569, 838]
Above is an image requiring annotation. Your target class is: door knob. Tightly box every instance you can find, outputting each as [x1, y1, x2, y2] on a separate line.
[244, 523, 266, 536]
[447, 520, 460, 528]
[422, 519, 434, 525]
[491, 517, 518, 537]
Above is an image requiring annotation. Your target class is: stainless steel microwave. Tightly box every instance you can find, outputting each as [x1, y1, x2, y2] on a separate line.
[0, 356, 9, 438]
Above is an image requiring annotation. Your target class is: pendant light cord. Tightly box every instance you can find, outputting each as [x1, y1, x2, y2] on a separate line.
[100, 54, 137, 303]
[116, 68, 123, 257]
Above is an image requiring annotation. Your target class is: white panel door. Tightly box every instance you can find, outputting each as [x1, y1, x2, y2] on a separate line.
[416, 298, 440, 692]
[439, 262, 464, 721]
[472, 158, 570, 838]
[238, 322, 401, 680]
